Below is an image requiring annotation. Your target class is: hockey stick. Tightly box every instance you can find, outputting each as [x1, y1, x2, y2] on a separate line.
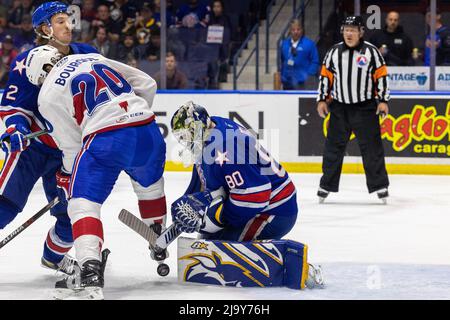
[0, 197, 59, 250]
[24, 129, 48, 141]
[118, 209, 173, 276]
[119, 197, 223, 251]
[118, 197, 223, 276]
[1, 129, 48, 145]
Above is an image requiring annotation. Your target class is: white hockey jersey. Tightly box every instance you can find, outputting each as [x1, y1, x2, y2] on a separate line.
[38, 53, 157, 172]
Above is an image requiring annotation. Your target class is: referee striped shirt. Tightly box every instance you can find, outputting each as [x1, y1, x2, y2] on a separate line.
[317, 41, 390, 104]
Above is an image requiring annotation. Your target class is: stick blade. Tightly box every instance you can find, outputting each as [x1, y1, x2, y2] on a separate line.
[118, 209, 157, 244]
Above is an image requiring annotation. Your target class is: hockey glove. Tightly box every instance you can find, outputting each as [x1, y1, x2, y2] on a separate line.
[0, 123, 31, 153]
[56, 169, 71, 205]
[171, 191, 213, 233]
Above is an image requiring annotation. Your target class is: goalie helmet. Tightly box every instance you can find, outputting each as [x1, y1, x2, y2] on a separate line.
[170, 101, 212, 165]
[26, 45, 63, 86]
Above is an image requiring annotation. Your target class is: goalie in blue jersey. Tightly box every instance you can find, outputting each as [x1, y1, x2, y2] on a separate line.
[170, 101, 299, 241]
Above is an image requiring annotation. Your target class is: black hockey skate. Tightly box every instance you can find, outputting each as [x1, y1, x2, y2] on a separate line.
[41, 254, 78, 275]
[376, 188, 389, 204]
[317, 187, 330, 204]
[54, 249, 110, 300]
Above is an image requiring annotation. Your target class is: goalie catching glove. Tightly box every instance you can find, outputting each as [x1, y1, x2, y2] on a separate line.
[171, 191, 224, 234]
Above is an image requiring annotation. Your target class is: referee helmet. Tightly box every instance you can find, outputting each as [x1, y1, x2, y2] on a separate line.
[340, 16, 364, 33]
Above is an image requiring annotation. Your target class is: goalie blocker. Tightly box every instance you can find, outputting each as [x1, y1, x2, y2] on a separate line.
[177, 237, 323, 290]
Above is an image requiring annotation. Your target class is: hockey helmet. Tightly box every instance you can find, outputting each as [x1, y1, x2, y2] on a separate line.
[26, 45, 63, 86]
[171, 101, 212, 164]
[340, 16, 364, 33]
[32, 1, 69, 29]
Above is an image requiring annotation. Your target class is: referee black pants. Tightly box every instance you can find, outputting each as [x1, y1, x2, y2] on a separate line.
[319, 100, 389, 193]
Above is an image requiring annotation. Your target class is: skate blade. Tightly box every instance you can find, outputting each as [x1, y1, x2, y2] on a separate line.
[53, 287, 104, 300]
[318, 197, 325, 204]
[305, 265, 325, 289]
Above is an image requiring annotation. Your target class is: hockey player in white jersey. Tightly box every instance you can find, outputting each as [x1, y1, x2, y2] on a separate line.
[26, 45, 167, 299]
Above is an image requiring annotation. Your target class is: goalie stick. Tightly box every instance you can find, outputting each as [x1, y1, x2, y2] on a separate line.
[0, 197, 59, 250]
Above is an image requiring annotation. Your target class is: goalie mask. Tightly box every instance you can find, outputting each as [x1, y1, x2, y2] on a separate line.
[26, 45, 63, 86]
[171, 101, 212, 165]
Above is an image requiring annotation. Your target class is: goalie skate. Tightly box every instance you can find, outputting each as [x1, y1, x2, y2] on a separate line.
[41, 254, 78, 275]
[53, 249, 110, 300]
[305, 264, 325, 289]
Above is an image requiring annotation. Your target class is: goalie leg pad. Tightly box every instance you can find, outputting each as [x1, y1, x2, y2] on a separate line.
[177, 237, 309, 289]
[283, 240, 309, 290]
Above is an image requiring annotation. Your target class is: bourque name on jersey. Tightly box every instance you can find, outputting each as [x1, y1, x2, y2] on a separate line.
[54, 56, 100, 87]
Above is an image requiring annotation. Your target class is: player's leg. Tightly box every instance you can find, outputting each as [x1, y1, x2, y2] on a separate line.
[55, 135, 122, 298]
[125, 122, 167, 260]
[41, 162, 75, 273]
[319, 102, 352, 193]
[202, 196, 298, 241]
[350, 105, 390, 194]
[126, 121, 167, 227]
[68, 137, 123, 265]
[0, 143, 48, 229]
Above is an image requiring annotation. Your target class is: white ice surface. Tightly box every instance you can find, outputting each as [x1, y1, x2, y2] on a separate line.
[0, 172, 449, 300]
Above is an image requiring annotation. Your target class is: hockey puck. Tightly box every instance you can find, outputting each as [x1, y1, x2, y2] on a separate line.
[157, 263, 170, 276]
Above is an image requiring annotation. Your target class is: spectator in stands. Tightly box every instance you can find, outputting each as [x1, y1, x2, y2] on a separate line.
[0, 4, 10, 41]
[425, 8, 450, 66]
[154, 51, 188, 89]
[135, 28, 160, 61]
[122, 15, 137, 35]
[91, 26, 117, 58]
[91, 4, 122, 43]
[209, 0, 232, 83]
[81, 0, 97, 22]
[176, 0, 210, 28]
[0, 57, 8, 88]
[153, 0, 176, 27]
[14, 14, 35, 52]
[79, 0, 97, 43]
[110, 0, 139, 22]
[0, 1, 8, 29]
[0, 35, 18, 68]
[116, 33, 140, 62]
[280, 19, 319, 90]
[135, 3, 160, 38]
[210, 0, 232, 31]
[369, 11, 414, 66]
[8, 0, 34, 30]
[127, 56, 138, 68]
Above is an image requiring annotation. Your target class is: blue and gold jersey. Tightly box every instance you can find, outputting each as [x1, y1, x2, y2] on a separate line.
[185, 116, 298, 227]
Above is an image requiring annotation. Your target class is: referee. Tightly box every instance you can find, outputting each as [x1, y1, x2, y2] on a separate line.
[316, 16, 390, 203]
